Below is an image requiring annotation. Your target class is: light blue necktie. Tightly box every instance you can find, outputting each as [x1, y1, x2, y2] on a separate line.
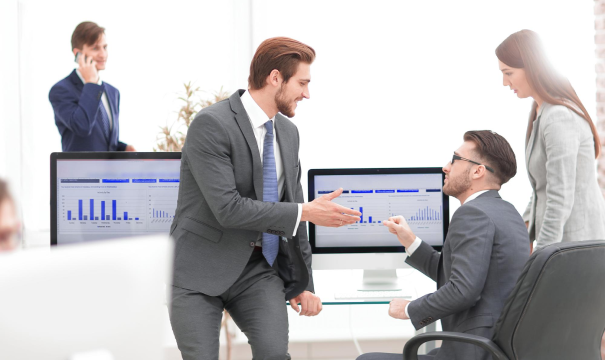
[98, 101, 111, 139]
[262, 120, 279, 266]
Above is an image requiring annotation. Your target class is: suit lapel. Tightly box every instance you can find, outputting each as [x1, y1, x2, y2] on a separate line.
[70, 70, 110, 143]
[230, 90, 264, 201]
[525, 113, 542, 186]
[275, 117, 295, 201]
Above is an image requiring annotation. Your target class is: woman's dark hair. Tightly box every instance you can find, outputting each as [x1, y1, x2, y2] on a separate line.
[496, 29, 601, 158]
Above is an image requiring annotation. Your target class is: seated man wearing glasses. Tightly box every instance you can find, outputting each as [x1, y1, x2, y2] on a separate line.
[358, 131, 530, 360]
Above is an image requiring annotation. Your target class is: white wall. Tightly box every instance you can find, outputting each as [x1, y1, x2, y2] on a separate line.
[5, 0, 596, 231]
[252, 0, 596, 216]
[0, 1, 23, 213]
[14, 0, 250, 232]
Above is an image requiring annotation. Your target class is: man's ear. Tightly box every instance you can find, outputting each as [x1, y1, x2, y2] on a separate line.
[73, 48, 82, 56]
[266, 69, 282, 88]
[472, 165, 487, 180]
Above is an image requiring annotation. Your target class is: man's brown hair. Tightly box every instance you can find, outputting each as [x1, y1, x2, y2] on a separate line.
[248, 37, 315, 90]
[71, 21, 105, 51]
[463, 130, 517, 185]
[0, 179, 12, 205]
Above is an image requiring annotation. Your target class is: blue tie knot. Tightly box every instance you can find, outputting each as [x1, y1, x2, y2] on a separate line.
[264, 120, 274, 134]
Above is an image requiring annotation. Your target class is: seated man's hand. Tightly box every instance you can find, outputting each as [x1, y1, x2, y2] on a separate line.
[289, 291, 322, 316]
[383, 215, 416, 248]
[388, 298, 411, 320]
[125, 145, 136, 152]
[301, 188, 361, 227]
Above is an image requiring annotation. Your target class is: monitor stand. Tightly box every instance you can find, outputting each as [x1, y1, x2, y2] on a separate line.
[359, 269, 402, 291]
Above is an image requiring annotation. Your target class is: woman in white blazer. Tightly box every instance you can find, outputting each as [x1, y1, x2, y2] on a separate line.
[496, 30, 605, 359]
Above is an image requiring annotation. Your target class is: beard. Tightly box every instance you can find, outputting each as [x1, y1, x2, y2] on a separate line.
[275, 84, 296, 118]
[443, 167, 472, 198]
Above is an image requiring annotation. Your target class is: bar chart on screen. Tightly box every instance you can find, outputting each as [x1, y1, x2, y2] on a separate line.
[60, 189, 147, 231]
[148, 188, 178, 230]
[58, 179, 179, 235]
[316, 186, 445, 247]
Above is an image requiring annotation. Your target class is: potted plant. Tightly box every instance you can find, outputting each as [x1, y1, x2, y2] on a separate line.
[155, 82, 229, 152]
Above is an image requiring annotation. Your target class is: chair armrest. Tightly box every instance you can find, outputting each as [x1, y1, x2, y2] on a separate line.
[402, 331, 509, 360]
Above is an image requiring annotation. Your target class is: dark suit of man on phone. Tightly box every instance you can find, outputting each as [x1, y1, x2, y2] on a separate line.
[49, 21, 135, 152]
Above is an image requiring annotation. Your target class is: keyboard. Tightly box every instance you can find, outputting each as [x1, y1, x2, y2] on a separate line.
[333, 291, 413, 301]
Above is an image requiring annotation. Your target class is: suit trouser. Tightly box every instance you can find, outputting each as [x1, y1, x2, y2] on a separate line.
[169, 250, 290, 360]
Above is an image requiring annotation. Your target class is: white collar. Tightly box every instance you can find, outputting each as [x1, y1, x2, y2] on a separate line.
[75, 69, 103, 86]
[241, 90, 275, 128]
[462, 190, 490, 204]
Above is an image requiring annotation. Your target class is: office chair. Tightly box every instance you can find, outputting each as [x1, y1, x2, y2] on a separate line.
[403, 240, 605, 360]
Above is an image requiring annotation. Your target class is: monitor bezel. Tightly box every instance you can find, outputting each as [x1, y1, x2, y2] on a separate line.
[50, 152, 182, 246]
[308, 167, 448, 254]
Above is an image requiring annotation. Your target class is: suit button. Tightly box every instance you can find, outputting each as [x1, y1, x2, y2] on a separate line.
[249, 242, 255, 247]
[428, 317, 433, 321]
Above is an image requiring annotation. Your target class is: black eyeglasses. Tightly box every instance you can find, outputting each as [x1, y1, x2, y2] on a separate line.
[452, 154, 495, 173]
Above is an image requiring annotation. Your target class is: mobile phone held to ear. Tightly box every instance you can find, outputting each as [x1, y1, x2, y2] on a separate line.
[74, 52, 87, 63]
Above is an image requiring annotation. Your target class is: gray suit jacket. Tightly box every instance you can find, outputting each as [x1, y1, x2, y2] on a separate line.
[406, 191, 529, 360]
[170, 90, 314, 300]
[523, 102, 605, 249]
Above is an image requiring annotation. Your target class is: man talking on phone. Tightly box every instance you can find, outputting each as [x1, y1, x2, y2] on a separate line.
[49, 21, 135, 152]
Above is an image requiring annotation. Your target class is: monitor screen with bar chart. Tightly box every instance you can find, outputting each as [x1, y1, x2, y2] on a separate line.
[50, 152, 181, 245]
[308, 168, 449, 253]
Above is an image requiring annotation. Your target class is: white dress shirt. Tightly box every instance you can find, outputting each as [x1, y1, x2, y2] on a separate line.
[240, 90, 303, 243]
[75, 69, 113, 131]
[404, 189, 490, 318]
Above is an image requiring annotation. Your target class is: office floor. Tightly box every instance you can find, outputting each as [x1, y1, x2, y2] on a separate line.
[164, 339, 423, 360]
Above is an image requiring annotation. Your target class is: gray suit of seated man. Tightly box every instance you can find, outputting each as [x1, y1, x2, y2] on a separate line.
[358, 131, 530, 360]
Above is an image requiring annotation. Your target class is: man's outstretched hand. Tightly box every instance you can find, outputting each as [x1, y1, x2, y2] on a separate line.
[301, 188, 361, 227]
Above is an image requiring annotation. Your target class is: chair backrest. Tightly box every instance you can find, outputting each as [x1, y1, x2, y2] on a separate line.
[492, 240, 605, 360]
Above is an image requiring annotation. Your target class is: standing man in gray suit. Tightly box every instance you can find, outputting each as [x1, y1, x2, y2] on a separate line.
[169, 37, 362, 360]
[358, 131, 530, 360]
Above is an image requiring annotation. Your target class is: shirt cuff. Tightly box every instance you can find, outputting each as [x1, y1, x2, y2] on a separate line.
[292, 204, 303, 236]
[406, 237, 422, 256]
[405, 302, 410, 318]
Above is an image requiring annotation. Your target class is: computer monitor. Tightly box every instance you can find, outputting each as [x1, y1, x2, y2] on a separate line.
[308, 168, 449, 290]
[0, 235, 172, 360]
[50, 152, 181, 245]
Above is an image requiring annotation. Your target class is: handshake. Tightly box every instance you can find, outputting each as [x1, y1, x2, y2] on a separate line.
[301, 188, 362, 227]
